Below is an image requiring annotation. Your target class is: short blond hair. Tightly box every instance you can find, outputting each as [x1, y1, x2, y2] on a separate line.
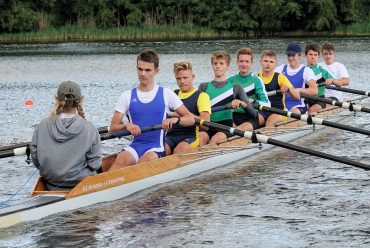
[173, 60, 193, 74]
[211, 50, 231, 65]
[237, 48, 254, 61]
[260, 50, 277, 60]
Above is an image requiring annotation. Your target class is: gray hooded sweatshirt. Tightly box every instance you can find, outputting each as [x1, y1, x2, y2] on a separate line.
[30, 115, 102, 188]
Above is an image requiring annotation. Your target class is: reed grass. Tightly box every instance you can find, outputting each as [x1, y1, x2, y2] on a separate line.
[0, 24, 244, 43]
[0, 23, 368, 43]
[335, 22, 370, 35]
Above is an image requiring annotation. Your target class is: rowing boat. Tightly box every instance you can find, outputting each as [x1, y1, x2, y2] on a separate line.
[0, 105, 362, 229]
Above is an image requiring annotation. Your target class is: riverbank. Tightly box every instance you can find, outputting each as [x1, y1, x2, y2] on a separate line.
[0, 25, 241, 43]
[0, 23, 369, 43]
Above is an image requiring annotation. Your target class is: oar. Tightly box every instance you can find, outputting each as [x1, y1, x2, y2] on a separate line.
[319, 83, 370, 97]
[0, 125, 163, 159]
[195, 118, 370, 170]
[0, 125, 110, 152]
[300, 92, 370, 114]
[268, 82, 370, 97]
[98, 126, 109, 134]
[212, 104, 370, 136]
[99, 124, 163, 141]
[255, 104, 370, 136]
[267, 89, 370, 114]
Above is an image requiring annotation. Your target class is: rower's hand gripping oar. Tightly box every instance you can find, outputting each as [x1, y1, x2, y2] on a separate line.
[195, 118, 370, 170]
[0, 124, 163, 159]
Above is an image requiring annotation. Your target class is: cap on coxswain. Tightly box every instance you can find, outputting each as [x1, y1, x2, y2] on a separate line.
[57, 81, 82, 101]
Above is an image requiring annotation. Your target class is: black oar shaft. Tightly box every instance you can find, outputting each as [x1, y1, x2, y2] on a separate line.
[0, 125, 110, 152]
[0, 147, 28, 159]
[0, 143, 29, 152]
[0, 125, 163, 158]
[300, 92, 370, 113]
[266, 137, 370, 170]
[255, 104, 370, 136]
[325, 85, 370, 96]
[316, 82, 370, 97]
[195, 119, 370, 170]
[321, 119, 370, 136]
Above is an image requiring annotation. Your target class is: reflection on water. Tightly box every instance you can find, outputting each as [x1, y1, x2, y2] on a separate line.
[0, 38, 370, 247]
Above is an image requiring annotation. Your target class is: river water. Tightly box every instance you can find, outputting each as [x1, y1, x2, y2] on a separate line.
[0, 37, 369, 247]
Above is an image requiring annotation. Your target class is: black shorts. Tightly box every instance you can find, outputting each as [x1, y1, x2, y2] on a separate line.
[165, 134, 197, 153]
[258, 111, 272, 122]
[307, 98, 326, 109]
[206, 119, 234, 138]
[233, 112, 260, 130]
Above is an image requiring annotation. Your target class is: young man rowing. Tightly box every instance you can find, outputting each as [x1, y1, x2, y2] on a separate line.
[258, 50, 300, 126]
[198, 50, 255, 144]
[304, 43, 335, 113]
[228, 48, 270, 128]
[109, 49, 194, 170]
[318, 43, 350, 103]
[275, 43, 317, 114]
[165, 60, 211, 155]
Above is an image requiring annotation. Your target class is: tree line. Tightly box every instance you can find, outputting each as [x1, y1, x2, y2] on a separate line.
[0, 0, 369, 35]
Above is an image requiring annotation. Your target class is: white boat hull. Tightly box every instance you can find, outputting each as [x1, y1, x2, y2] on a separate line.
[0, 110, 352, 228]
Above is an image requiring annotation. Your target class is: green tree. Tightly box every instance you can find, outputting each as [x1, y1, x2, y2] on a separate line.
[279, 0, 303, 31]
[335, 0, 361, 24]
[305, 0, 338, 31]
[0, 1, 38, 32]
[71, 0, 97, 28]
[250, 0, 285, 34]
[96, 0, 116, 28]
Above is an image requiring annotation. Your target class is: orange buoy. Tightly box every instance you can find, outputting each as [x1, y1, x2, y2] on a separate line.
[25, 100, 33, 106]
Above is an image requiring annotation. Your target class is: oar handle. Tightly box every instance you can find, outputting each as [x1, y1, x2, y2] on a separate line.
[267, 89, 282, 97]
[98, 126, 109, 134]
[100, 124, 163, 141]
[212, 105, 231, 112]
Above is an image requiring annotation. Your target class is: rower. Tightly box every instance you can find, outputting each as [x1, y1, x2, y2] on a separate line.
[258, 50, 300, 127]
[318, 43, 350, 103]
[108, 49, 194, 171]
[165, 60, 211, 155]
[304, 43, 335, 113]
[30, 81, 102, 190]
[198, 50, 256, 144]
[228, 47, 271, 128]
[275, 43, 317, 114]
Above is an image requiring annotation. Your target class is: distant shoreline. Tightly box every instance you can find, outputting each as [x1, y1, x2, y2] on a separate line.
[0, 25, 369, 44]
